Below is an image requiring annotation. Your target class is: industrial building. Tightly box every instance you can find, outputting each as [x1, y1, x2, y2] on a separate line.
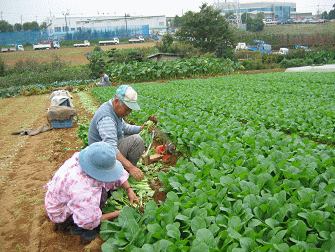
[213, 1, 312, 21]
[46, 15, 167, 38]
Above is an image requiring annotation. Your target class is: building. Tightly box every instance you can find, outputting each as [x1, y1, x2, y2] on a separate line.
[46, 15, 167, 38]
[215, 1, 297, 20]
[147, 53, 181, 61]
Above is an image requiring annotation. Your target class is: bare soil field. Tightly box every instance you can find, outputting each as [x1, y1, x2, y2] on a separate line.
[0, 90, 173, 251]
[0, 93, 100, 251]
[1, 42, 156, 67]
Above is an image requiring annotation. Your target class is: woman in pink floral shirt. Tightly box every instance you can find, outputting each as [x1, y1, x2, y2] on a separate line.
[44, 142, 139, 241]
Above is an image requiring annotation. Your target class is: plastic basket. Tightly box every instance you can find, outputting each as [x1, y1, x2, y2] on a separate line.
[52, 120, 73, 128]
[59, 100, 70, 107]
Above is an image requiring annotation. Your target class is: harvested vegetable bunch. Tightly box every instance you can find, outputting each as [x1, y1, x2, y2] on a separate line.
[102, 177, 155, 213]
[139, 120, 155, 147]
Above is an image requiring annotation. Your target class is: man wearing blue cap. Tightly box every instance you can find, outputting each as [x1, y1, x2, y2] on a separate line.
[88, 85, 146, 181]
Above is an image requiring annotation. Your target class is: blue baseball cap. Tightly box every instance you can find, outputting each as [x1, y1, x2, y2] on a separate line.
[79, 142, 124, 182]
[115, 85, 140, 110]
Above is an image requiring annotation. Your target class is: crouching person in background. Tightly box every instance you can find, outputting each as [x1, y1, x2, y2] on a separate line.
[97, 71, 111, 87]
[44, 142, 139, 242]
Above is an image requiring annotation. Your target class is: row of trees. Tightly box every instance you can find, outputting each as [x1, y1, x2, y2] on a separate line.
[0, 20, 47, 33]
[321, 8, 335, 20]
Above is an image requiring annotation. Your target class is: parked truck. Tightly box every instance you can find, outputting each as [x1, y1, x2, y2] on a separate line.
[98, 38, 119, 45]
[128, 35, 145, 43]
[248, 40, 272, 54]
[74, 40, 90, 47]
[295, 45, 310, 51]
[279, 47, 289, 55]
[272, 47, 289, 55]
[235, 42, 248, 51]
[33, 40, 60, 50]
[1, 44, 24, 53]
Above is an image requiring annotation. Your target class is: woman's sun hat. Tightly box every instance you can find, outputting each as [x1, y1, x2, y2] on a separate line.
[79, 142, 123, 182]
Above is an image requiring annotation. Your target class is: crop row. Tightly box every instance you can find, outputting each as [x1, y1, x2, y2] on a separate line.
[93, 72, 335, 251]
[128, 72, 335, 145]
[107, 57, 240, 84]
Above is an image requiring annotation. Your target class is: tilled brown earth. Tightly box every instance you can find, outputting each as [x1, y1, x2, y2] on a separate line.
[0, 93, 106, 251]
[0, 91, 174, 251]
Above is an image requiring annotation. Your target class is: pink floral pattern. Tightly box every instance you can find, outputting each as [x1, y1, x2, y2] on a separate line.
[44, 152, 129, 230]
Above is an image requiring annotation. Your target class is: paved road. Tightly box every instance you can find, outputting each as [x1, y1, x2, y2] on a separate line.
[285, 64, 335, 72]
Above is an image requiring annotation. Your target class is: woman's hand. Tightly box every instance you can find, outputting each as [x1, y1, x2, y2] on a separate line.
[127, 189, 139, 205]
[100, 210, 122, 221]
[121, 180, 139, 205]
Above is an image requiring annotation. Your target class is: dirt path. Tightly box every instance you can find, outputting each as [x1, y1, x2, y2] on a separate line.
[0, 93, 104, 251]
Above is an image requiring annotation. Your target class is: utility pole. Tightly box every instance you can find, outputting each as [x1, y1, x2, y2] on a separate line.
[65, 13, 67, 32]
[21, 15, 22, 26]
[125, 13, 128, 37]
[63, 10, 69, 32]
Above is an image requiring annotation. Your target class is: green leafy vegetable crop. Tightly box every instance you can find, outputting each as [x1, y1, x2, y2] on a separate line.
[94, 72, 335, 251]
[139, 120, 155, 148]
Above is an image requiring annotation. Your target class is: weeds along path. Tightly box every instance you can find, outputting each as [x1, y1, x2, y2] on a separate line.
[0, 93, 105, 251]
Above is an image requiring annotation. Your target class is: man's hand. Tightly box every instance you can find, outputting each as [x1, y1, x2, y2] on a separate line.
[116, 152, 143, 181]
[140, 122, 148, 132]
[129, 166, 144, 181]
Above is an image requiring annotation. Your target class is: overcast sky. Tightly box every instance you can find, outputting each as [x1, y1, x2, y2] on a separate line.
[1, 0, 334, 24]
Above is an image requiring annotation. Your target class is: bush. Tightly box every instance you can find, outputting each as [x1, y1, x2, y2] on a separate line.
[6, 56, 66, 75]
[262, 54, 285, 64]
[279, 58, 313, 68]
[88, 51, 110, 78]
[88, 47, 159, 77]
[0, 80, 94, 98]
[93, 46, 102, 52]
[317, 45, 335, 53]
[241, 59, 264, 70]
[307, 51, 335, 65]
[156, 41, 201, 59]
[215, 42, 235, 61]
[0, 64, 91, 88]
[286, 49, 308, 60]
[0, 57, 6, 77]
